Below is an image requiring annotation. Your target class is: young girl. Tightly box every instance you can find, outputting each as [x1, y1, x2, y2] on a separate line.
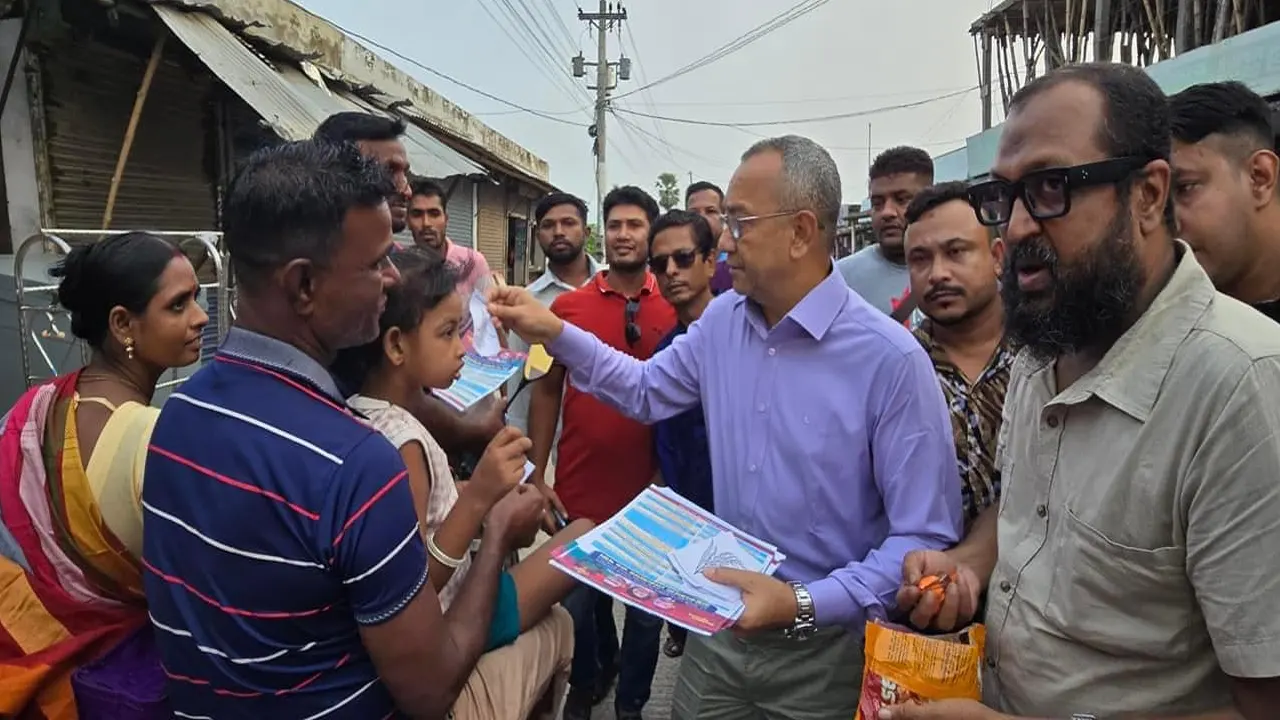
[334, 246, 592, 652]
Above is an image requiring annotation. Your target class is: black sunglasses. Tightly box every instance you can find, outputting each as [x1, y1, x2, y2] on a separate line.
[648, 249, 701, 274]
[624, 299, 641, 346]
[966, 156, 1150, 227]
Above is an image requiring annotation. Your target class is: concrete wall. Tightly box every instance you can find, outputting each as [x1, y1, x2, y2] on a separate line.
[932, 145, 970, 182]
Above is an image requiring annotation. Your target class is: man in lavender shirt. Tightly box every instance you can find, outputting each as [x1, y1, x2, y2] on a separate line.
[490, 135, 962, 719]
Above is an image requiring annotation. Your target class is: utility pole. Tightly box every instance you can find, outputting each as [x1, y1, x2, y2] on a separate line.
[574, 2, 629, 227]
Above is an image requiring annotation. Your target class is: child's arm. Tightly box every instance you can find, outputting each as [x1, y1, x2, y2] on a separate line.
[400, 441, 490, 592]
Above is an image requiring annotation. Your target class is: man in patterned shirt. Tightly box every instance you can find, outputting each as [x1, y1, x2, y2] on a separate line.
[902, 181, 1012, 527]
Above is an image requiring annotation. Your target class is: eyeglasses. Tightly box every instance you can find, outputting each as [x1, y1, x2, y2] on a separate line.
[648, 249, 702, 274]
[624, 299, 641, 346]
[723, 210, 799, 241]
[966, 157, 1150, 227]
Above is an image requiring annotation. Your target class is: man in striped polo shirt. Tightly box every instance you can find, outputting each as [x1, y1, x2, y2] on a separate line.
[141, 139, 552, 718]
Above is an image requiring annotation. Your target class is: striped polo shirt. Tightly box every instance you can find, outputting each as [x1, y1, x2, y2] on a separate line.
[142, 328, 428, 719]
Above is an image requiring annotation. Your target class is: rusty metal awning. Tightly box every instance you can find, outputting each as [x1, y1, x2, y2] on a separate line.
[152, 4, 486, 179]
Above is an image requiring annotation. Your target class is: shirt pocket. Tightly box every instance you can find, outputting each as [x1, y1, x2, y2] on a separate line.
[797, 408, 870, 536]
[1044, 506, 1193, 660]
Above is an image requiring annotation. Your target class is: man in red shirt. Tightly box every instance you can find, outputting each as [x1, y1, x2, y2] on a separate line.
[527, 185, 675, 720]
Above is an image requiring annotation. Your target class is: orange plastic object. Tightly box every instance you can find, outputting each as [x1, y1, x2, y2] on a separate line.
[853, 621, 986, 720]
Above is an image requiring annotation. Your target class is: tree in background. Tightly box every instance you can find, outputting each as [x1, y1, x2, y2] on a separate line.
[585, 222, 603, 261]
[655, 172, 681, 211]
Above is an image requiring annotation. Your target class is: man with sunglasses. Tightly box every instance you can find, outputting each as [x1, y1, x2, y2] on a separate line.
[528, 185, 675, 720]
[489, 136, 961, 720]
[647, 209, 721, 660]
[888, 63, 1280, 720]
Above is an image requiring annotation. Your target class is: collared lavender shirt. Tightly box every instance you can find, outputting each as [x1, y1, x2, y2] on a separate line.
[548, 268, 962, 626]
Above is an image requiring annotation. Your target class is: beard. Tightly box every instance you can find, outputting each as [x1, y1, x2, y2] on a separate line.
[608, 257, 647, 273]
[1002, 206, 1144, 360]
[545, 239, 583, 264]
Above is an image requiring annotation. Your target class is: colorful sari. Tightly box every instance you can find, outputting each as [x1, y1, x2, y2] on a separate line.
[0, 370, 147, 719]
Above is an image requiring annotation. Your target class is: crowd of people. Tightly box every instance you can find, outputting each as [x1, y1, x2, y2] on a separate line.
[1, 59, 1279, 720]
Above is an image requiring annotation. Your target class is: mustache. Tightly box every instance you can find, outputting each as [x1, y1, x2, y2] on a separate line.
[925, 285, 965, 302]
[1008, 236, 1058, 272]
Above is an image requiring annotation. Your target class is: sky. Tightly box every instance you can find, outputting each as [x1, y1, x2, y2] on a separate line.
[295, 0, 1001, 208]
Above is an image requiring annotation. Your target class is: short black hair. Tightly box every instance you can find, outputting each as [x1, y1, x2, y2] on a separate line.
[684, 181, 723, 204]
[50, 232, 180, 348]
[870, 146, 934, 182]
[904, 181, 972, 225]
[223, 140, 396, 291]
[603, 185, 660, 224]
[331, 246, 462, 393]
[1012, 62, 1170, 166]
[534, 192, 588, 225]
[1011, 62, 1173, 227]
[1170, 81, 1275, 155]
[411, 178, 447, 208]
[648, 209, 716, 256]
[313, 112, 407, 144]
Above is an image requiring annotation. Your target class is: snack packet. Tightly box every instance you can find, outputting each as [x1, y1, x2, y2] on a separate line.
[853, 619, 986, 720]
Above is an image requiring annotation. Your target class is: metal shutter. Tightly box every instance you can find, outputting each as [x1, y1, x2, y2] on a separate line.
[445, 178, 474, 248]
[40, 40, 215, 231]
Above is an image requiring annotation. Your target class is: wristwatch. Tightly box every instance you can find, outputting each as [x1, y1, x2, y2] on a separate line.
[783, 581, 817, 640]
[1070, 715, 1097, 720]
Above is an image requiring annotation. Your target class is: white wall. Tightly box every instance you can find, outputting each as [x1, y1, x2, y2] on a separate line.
[1, 18, 42, 247]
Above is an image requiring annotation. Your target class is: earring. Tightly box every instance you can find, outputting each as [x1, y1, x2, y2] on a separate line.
[124, 337, 135, 360]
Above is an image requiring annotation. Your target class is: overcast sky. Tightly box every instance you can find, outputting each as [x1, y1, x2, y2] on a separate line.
[296, 0, 1000, 207]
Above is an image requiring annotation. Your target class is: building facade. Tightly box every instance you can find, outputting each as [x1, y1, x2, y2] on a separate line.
[0, 0, 557, 406]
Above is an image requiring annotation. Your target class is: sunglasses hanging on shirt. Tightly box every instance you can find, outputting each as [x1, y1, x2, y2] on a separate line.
[624, 299, 641, 346]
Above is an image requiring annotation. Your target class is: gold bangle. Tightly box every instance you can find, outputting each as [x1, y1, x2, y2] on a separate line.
[426, 535, 465, 569]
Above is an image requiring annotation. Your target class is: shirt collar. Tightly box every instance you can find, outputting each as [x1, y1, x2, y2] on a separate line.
[527, 255, 602, 294]
[1032, 240, 1216, 422]
[218, 327, 346, 403]
[735, 265, 848, 341]
[913, 320, 1017, 378]
[591, 269, 657, 297]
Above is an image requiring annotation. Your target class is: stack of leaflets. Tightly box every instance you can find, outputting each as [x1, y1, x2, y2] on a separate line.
[549, 486, 786, 636]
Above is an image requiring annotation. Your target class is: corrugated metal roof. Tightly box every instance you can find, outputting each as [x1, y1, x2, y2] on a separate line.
[154, 4, 485, 178]
[334, 87, 486, 179]
[145, 0, 551, 189]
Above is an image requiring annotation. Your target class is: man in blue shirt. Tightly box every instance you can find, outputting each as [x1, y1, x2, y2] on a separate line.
[141, 139, 551, 718]
[647, 209, 719, 658]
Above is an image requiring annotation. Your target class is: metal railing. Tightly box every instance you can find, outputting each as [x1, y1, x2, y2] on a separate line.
[12, 229, 233, 390]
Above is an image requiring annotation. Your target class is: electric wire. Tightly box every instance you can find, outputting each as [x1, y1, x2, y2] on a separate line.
[610, 0, 834, 102]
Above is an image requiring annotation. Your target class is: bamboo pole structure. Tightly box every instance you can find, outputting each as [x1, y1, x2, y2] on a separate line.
[102, 33, 166, 231]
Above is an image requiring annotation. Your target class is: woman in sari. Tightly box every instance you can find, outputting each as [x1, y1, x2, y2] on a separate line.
[0, 231, 208, 719]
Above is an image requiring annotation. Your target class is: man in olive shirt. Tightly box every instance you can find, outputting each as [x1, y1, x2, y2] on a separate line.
[889, 63, 1280, 720]
[1170, 81, 1280, 323]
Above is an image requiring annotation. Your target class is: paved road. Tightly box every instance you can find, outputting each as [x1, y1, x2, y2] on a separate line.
[587, 606, 679, 719]
[522, 532, 680, 720]
[524, 465, 679, 719]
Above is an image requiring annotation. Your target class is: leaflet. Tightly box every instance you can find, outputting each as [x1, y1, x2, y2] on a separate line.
[550, 486, 786, 636]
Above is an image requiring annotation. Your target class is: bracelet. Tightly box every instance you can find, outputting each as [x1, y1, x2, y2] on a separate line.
[426, 535, 465, 569]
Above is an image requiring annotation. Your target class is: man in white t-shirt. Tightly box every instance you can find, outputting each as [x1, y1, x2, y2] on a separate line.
[507, 192, 601, 436]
